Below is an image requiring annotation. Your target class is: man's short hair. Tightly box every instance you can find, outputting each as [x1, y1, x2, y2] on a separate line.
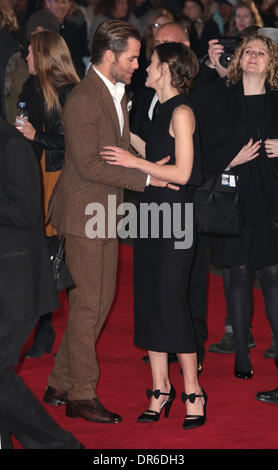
[91, 20, 141, 65]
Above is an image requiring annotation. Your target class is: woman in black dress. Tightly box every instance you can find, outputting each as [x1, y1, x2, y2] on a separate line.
[101, 42, 206, 429]
[204, 33, 278, 379]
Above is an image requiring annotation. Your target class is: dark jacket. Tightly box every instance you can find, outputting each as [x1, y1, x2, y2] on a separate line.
[0, 26, 28, 123]
[205, 80, 278, 269]
[60, 20, 88, 78]
[19, 81, 75, 171]
[34, 84, 75, 172]
[189, 18, 221, 60]
[0, 116, 59, 322]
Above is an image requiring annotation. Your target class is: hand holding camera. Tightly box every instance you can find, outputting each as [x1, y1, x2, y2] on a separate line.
[207, 37, 241, 78]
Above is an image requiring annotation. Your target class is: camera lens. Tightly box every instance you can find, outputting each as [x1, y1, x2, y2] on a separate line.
[219, 52, 233, 68]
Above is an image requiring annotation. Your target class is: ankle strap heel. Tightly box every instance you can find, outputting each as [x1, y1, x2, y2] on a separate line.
[137, 385, 176, 423]
[181, 390, 206, 403]
[181, 389, 207, 430]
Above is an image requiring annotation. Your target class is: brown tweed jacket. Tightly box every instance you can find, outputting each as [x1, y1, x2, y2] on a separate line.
[49, 67, 147, 239]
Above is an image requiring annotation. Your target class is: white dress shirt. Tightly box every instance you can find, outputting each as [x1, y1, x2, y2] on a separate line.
[148, 93, 159, 121]
[93, 66, 125, 135]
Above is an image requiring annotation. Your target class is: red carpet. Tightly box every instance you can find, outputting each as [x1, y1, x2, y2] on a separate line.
[13, 243, 278, 450]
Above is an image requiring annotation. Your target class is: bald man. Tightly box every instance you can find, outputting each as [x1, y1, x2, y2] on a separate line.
[130, 23, 190, 139]
[147, 23, 191, 126]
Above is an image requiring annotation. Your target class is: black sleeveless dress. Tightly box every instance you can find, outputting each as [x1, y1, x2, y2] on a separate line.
[133, 94, 202, 353]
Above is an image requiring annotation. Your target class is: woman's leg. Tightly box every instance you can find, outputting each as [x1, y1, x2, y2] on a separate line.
[226, 265, 254, 372]
[147, 351, 171, 412]
[178, 352, 204, 417]
[256, 264, 278, 353]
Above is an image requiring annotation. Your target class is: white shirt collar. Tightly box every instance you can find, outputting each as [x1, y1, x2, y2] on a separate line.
[93, 66, 125, 103]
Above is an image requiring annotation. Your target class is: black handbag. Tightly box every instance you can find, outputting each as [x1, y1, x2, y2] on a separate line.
[49, 235, 75, 291]
[194, 172, 240, 236]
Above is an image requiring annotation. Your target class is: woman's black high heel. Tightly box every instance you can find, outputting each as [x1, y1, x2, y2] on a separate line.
[182, 389, 207, 430]
[137, 384, 176, 423]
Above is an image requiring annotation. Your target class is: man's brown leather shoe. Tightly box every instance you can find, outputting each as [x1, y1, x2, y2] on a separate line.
[43, 385, 68, 407]
[65, 398, 122, 423]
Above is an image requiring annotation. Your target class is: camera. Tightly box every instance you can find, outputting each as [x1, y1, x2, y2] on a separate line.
[218, 37, 241, 68]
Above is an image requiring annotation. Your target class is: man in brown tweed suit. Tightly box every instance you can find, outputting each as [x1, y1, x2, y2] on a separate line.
[43, 20, 172, 424]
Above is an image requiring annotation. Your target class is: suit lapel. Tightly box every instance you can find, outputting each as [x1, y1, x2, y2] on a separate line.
[120, 93, 130, 148]
[89, 68, 122, 140]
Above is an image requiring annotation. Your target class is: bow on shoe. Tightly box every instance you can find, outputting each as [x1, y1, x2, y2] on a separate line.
[146, 389, 161, 399]
[181, 392, 197, 404]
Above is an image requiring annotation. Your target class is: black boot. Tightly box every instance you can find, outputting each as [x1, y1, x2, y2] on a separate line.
[24, 313, 55, 359]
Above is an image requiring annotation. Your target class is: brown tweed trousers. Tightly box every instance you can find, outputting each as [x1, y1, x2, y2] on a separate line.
[47, 67, 146, 400]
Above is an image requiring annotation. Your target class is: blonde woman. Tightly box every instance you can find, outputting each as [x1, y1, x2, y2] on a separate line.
[16, 30, 79, 358]
[204, 33, 278, 380]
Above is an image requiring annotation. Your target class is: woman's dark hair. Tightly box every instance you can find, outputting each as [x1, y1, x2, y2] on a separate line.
[91, 19, 140, 64]
[155, 42, 199, 95]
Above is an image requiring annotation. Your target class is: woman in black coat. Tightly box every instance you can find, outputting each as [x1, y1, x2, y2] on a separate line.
[204, 32, 278, 378]
[16, 30, 79, 358]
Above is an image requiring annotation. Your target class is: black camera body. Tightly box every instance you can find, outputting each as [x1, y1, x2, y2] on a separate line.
[218, 37, 241, 68]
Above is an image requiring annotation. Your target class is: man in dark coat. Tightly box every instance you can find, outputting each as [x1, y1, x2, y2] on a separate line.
[0, 115, 83, 449]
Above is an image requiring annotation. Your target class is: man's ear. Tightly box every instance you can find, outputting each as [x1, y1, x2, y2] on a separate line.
[104, 49, 116, 64]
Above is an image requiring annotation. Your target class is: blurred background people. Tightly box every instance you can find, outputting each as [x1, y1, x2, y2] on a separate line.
[89, 0, 140, 46]
[141, 7, 173, 62]
[25, 8, 60, 37]
[226, 0, 263, 36]
[16, 30, 79, 358]
[183, 0, 220, 59]
[212, 0, 235, 35]
[42, 0, 89, 77]
[0, 5, 28, 123]
[130, 7, 174, 98]
[260, 0, 278, 27]
[259, 0, 277, 26]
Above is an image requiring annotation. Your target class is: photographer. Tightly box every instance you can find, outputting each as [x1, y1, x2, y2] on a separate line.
[202, 32, 278, 381]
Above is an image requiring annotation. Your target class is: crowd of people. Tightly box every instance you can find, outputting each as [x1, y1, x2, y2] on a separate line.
[0, 0, 278, 450]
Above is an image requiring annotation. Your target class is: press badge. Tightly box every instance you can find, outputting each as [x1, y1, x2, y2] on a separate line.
[221, 173, 236, 188]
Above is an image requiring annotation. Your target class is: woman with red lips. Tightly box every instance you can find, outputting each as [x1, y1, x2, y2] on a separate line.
[203, 33, 278, 380]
